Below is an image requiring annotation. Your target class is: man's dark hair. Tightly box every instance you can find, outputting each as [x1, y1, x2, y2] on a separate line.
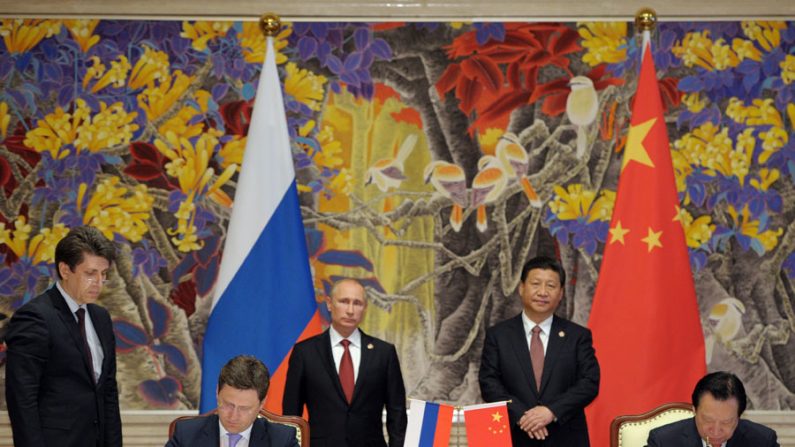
[692, 371, 747, 416]
[54, 226, 116, 279]
[218, 355, 270, 401]
[520, 256, 566, 287]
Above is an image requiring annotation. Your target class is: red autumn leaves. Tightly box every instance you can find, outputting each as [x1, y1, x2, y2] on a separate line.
[435, 23, 624, 130]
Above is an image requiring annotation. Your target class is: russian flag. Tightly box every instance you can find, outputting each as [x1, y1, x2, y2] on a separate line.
[199, 35, 322, 413]
[404, 399, 454, 447]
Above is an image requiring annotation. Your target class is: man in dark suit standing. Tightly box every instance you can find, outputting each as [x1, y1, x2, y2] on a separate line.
[479, 255, 600, 446]
[5, 225, 122, 447]
[283, 278, 407, 447]
[647, 371, 778, 447]
[166, 355, 298, 447]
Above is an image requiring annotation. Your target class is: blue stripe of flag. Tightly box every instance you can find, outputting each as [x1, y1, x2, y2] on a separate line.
[199, 180, 316, 411]
[418, 402, 440, 446]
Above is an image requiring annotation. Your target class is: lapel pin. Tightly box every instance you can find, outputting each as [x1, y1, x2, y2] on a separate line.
[559, 331, 565, 337]
[367, 343, 374, 350]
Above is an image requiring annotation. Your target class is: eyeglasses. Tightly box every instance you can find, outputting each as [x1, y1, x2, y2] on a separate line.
[85, 277, 109, 284]
[218, 400, 258, 416]
[83, 272, 108, 284]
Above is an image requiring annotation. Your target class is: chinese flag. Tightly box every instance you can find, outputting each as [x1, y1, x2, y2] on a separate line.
[585, 38, 706, 447]
[463, 402, 512, 447]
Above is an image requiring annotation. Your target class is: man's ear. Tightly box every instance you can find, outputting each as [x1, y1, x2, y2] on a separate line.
[325, 295, 333, 312]
[58, 262, 70, 280]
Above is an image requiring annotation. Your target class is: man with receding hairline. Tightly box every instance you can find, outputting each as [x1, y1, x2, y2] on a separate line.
[647, 371, 778, 447]
[283, 278, 407, 447]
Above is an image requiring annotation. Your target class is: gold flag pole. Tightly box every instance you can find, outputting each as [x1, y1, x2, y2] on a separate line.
[260, 13, 282, 37]
[635, 7, 657, 59]
[635, 7, 657, 33]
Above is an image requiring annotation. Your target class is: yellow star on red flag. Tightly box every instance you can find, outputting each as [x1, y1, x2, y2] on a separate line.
[641, 227, 663, 252]
[587, 38, 706, 447]
[622, 118, 656, 171]
[464, 402, 512, 443]
[609, 221, 629, 245]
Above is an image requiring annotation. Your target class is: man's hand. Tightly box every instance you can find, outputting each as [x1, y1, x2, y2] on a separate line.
[518, 405, 555, 438]
[528, 426, 549, 440]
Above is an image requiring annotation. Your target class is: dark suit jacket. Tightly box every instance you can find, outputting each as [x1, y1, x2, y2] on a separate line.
[479, 314, 600, 446]
[165, 414, 299, 447]
[646, 417, 779, 447]
[282, 329, 407, 447]
[5, 286, 122, 447]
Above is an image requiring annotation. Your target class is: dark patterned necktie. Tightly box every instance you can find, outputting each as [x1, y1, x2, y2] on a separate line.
[75, 308, 95, 381]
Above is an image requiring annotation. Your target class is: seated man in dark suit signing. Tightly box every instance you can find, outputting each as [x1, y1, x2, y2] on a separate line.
[166, 355, 298, 447]
[647, 371, 778, 447]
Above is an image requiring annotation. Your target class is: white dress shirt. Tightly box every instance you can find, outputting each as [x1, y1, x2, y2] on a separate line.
[329, 326, 362, 382]
[220, 421, 253, 447]
[522, 312, 553, 355]
[702, 440, 727, 447]
[58, 282, 104, 382]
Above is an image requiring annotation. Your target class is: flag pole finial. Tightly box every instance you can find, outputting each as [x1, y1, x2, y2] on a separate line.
[634, 7, 657, 33]
[259, 13, 282, 37]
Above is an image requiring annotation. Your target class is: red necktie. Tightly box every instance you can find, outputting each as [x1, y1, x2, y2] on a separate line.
[339, 339, 354, 403]
[530, 326, 544, 391]
[76, 308, 95, 381]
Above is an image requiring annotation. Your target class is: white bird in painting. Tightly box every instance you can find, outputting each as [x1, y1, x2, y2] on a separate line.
[566, 76, 599, 159]
[705, 297, 746, 363]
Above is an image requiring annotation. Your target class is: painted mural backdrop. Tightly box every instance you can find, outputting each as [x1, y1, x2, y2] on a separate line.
[0, 19, 793, 410]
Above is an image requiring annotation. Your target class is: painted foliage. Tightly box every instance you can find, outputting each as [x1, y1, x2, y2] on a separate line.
[0, 19, 793, 410]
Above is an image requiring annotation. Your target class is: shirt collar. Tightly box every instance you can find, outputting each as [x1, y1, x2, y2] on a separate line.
[329, 326, 361, 347]
[56, 281, 83, 314]
[219, 419, 254, 443]
[522, 312, 553, 336]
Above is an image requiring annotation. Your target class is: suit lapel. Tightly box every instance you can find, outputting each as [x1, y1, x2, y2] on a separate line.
[507, 315, 538, 394]
[539, 316, 566, 393]
[250, 418, 271, 447]
[200, 414, 221, 446]
[682, 418, 702, 447]
[726, 420, 747, 447]
[48, 287, 95, 384]
[315, 330, 348, 404]
[352, 330, 373, 404]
